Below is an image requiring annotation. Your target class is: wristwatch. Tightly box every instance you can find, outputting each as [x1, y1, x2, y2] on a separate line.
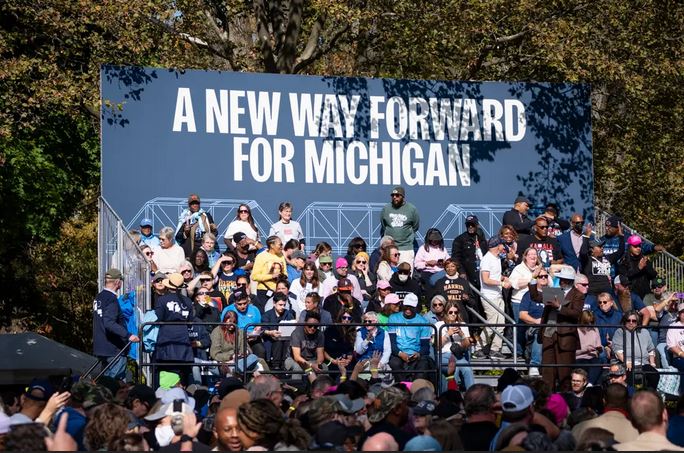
[180, 434, 194, 443]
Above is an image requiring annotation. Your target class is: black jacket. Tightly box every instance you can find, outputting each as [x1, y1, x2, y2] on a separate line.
[502, 209, 534, 234]
[618, 253, 658, 299]
[93, 289, 129, 357]
[451, 229, 487, 286]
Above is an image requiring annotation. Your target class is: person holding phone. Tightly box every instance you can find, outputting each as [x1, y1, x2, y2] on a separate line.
[414, 228, 450, 288]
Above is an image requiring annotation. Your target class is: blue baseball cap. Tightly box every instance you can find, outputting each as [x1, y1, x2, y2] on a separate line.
[140, 218, 153, 227]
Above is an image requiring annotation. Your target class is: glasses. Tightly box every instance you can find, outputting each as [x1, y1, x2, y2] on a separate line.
[145, 252, 154, 257]
[631, 244, 642, 248]
[181, 269, 192, 274]
[626, 319, 638, 324]
[398, 270, 410, 275]
[197, 291, 209, 296]
[321, 262, 332, 266]
[537, 225, 549, 229]
[379, 287, 390, 291]
[356, 260, 367, 264]
[305, 323, 319, 329]
[392, 253, 400, 257]
[573, 221, 584, 225]
[341, 315, 353, 320]
[363, 319, 374, 324]
[432, 302, 444, 307]
[538, 274, 549, 279]
[577, 282, 589, 287]
[238, 209, 249, 213]
[447, 310, 459, 315]
[598, 300, 612, 305]
[223, 260, 235, 265]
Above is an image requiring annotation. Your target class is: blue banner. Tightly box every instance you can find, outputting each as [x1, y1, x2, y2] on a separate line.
[101, 65, 593, 252]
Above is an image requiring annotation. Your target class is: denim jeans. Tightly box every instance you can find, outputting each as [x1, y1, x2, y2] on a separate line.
[525, 329, 542, 366]
[441, 351, 474, 390]
[657, 342, 671, 368]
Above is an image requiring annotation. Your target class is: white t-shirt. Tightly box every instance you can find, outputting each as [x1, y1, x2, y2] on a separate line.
[509, 263, 534, 304]
[434, 321, 471, 353]
[479, 252, 502, 299]
[223, 220, 260, 243]
[269, 220, 304, 244]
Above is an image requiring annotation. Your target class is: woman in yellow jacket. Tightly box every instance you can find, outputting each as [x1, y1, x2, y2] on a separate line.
[251, 235, 288, 307]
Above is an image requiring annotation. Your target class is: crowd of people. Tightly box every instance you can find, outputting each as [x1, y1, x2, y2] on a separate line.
[2, 187, 682, 451]
[4, 365, 684, 450]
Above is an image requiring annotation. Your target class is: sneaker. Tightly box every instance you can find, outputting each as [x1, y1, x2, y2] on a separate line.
[529, 367, 540, 376]
[489, 351, 506, 360]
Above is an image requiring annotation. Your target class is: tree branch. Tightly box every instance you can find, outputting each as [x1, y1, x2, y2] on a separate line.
[276, 0, 304, 73]
[202, 9, 239, 70]
[147, 16, 235, 65]
[253, 0, 277, 73]
[298, 15, 325, 62]
[293, 22, 349, 74]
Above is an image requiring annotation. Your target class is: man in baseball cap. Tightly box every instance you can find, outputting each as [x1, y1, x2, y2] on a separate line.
[381, 185, 420, 271]
[502, 195, 534, 234]
[321, 277, 362, 322]
[387, 292, 434, 382]
[364, 386, 411, 449]
[139, 218, 160, 247]
[93, 268, 139, 381]
[489, 384, 539, 450]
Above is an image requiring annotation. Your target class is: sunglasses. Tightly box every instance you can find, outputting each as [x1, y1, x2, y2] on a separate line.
[363, 319, 374, 324]
[432, 302, 444, 307]
[223, 260, 235, 265]
[238, 209, 249, 213]
[181, 269, 192, 274]
[145, 252, 154, 257]
[577, 283, 589, 287]
[537, 225, 549, 229]
[305, 324, 319, 329]
[356, 260, 367, 264]
[398, 270, 411, 275]
[626, 319, 638, 323]
[447, 310, 459, 315]
[392, 253, 400, 257]
[598, 300, 612, 305]
[538, 275, 549, 279]
[197, 292, 209, 296]
[341, 315, 353, 320]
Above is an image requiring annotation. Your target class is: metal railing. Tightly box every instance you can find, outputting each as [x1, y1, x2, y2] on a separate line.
[99, 197, 151, 378]
[594, 208, 684, 291]
[468, 284, 518, 359]
[134, 318, 684, 395]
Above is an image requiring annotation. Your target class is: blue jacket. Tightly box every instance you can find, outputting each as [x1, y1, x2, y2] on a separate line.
[223, 304, 262, 335]
[153, 292, 194, 362]
[93, 289, 129, 357]
[358, 327, 387, 361]
[558, 231, 589, 272]
[593, 307, 622, 346]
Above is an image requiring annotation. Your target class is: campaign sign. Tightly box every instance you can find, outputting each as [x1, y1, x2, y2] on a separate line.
[101, 65, 592, 251]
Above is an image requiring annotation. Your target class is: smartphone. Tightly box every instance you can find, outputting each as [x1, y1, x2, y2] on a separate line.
[676, 293, 684, 299]
[58, 376, 73, 393]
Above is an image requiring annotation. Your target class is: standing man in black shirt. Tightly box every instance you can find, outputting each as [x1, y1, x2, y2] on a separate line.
[451, 215, 487, 317]
[502, 196, 535, 235]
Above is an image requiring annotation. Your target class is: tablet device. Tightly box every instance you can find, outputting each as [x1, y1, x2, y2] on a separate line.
[542, 287, 564, 305]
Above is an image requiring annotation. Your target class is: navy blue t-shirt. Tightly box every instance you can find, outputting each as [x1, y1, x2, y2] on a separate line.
[519, 291, 544, 320]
